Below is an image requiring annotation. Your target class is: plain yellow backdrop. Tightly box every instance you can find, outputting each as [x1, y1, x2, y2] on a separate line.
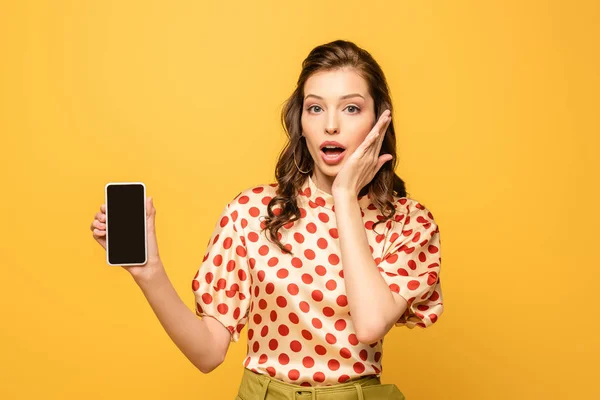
[1, 1, 598, 399]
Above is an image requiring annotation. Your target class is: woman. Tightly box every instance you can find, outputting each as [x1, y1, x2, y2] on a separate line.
[91, 39, 443, 399]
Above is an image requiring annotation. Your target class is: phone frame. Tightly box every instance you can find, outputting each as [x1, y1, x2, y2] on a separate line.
[104, 181, 147, 266]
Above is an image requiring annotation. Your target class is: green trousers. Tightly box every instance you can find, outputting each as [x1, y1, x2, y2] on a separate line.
[235, 368, 406, 400]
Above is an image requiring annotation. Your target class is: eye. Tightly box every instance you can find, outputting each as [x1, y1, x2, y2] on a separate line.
[346, 105, 360, 113]
[307, 105, 322, 113]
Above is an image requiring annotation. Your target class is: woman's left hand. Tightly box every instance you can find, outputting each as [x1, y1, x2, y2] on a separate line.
[331, 109, 393, 198]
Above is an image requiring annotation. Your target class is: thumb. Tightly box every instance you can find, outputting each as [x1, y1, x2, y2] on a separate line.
[146, 196, 160, 260]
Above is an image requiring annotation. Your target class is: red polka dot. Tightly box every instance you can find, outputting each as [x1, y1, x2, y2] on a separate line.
[259, 353, 268, 364]
[334, 319, 347, 331]
[238, 195, 250, 204]
[288, 369, 300, 380]
[261, 325, 269, 337]
[219, 216, 229, 228]
[279, 353, 290, 365]
[328, 359, 340, 371]
[248, 231, 259, 242]
[302, 330, 313, 340]
[266, 367, 276, 377]
[276, 296, 288, 308]
[336, 295, 348, 307]
[348, 334, 359, 345]
[258, 245, 269, 256]
[266, 283, 275, 294]
[338, 375, 350, 383]
[408, 280, 421, 290]
[289, 313, 300, 324]
[277, 268, 289, 279]
[269, 339, 279, 350]
[217, 303, 228, 314]
[318, 306, 334, 318]
[290, 341, 302, 352]
[318, 213, 329, 223]
[249, 207, 260, 217]
[313, 372, 325, 383]
[270, 310, 278, 322]
[201, 293, 213, 304]
[328, 254, 340, 265]
[317, 238, 328, 249]
[278, 325, 290, 336]
[312, 318, 322, 329]
[304, 249, 316, 260]
[287, 283, 299, 295]
[315, 345, 327, 355]
[299, 301, 310, 313]
[259, 299, 268, 310]
[326, 280, 337, 290]
[291, 257, 303, 268]
[238, 269, 247, 281]
[312, 290, 323, 302]
[340, 348, 352, 359]
[302, 356, 315, 368]
[268, 257, 279, 267]
[294, 232, 305, 243]
[315, 265, 327, 276]
[325, 333, 337, 344]
[360, 349, 368, 361]
[353, 362, 365, 373]
[329, 228, 338, 238]
[306, 222, 317, 233]
[302, 274, 313, 284]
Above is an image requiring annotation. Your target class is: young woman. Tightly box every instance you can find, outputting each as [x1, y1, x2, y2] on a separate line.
[91, 39, 443, 400]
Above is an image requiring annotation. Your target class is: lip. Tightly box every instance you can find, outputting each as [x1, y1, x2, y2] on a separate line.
[320, 148, 346, 165]
[320, 141, 346, 150]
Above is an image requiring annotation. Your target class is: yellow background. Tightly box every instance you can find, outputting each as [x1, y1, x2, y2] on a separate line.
[1, 1, 598, 399]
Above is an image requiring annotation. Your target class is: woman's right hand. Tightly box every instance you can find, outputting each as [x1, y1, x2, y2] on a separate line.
[90, 196, 164, 282]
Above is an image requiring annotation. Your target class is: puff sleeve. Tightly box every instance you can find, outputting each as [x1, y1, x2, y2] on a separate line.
[377, 201, 444, 329]
[191, 201, 251, 342]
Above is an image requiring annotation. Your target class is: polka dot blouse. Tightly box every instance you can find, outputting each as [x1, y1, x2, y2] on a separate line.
[192, 175, 444, 386]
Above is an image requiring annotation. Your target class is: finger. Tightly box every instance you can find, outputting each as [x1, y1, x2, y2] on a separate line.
[93, 229, 106, 237]
[95, 211, 105, 222]
[101, 204, 106, 213]
[92, 219, 106, 230]
[365, 114, 391, 158]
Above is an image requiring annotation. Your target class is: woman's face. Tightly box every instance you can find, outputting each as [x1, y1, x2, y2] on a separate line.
[301, 67, 376, 179]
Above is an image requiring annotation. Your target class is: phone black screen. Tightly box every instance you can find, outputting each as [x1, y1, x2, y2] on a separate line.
[106, 183, 146, 265]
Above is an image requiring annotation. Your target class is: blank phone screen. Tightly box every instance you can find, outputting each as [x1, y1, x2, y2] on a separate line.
[106, 184, 146, 265]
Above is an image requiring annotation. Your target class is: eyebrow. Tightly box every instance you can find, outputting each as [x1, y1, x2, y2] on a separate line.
[304, 93, 365, 101]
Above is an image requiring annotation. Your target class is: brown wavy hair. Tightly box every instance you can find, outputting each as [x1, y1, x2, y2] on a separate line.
[261, 39, 408, 256]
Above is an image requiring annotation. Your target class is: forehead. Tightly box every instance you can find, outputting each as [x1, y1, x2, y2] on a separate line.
[303, 68, 370, 100]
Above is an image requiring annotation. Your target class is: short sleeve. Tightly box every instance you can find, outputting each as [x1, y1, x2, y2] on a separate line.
[377, 201, 444, 329]
[191, 201, 251, 342]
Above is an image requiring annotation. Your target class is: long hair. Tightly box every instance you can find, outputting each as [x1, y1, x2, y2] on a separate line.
[261, 39, 407, 256]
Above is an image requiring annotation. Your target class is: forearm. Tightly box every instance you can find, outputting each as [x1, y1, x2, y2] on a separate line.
[334, 194, 405, 343]
[133, 266, 222, 373]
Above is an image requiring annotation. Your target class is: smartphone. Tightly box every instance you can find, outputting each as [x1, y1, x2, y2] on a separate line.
[104, 182, 147, 266]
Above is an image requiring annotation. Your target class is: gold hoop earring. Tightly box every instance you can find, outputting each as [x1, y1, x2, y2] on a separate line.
[293, 141, 312, 174]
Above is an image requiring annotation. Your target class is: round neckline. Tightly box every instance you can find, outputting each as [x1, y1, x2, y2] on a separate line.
[299, 175, 372, 211]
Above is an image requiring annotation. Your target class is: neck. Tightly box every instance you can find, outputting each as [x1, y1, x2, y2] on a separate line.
[311, 171, 335, 195]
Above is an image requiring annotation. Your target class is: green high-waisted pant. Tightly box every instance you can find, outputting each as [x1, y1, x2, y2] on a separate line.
[235, 368, 406, 400]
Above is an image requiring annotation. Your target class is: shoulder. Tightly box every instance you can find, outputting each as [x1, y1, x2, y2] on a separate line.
[224, 181, 279, 219]
[392, 196, 438, 230]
